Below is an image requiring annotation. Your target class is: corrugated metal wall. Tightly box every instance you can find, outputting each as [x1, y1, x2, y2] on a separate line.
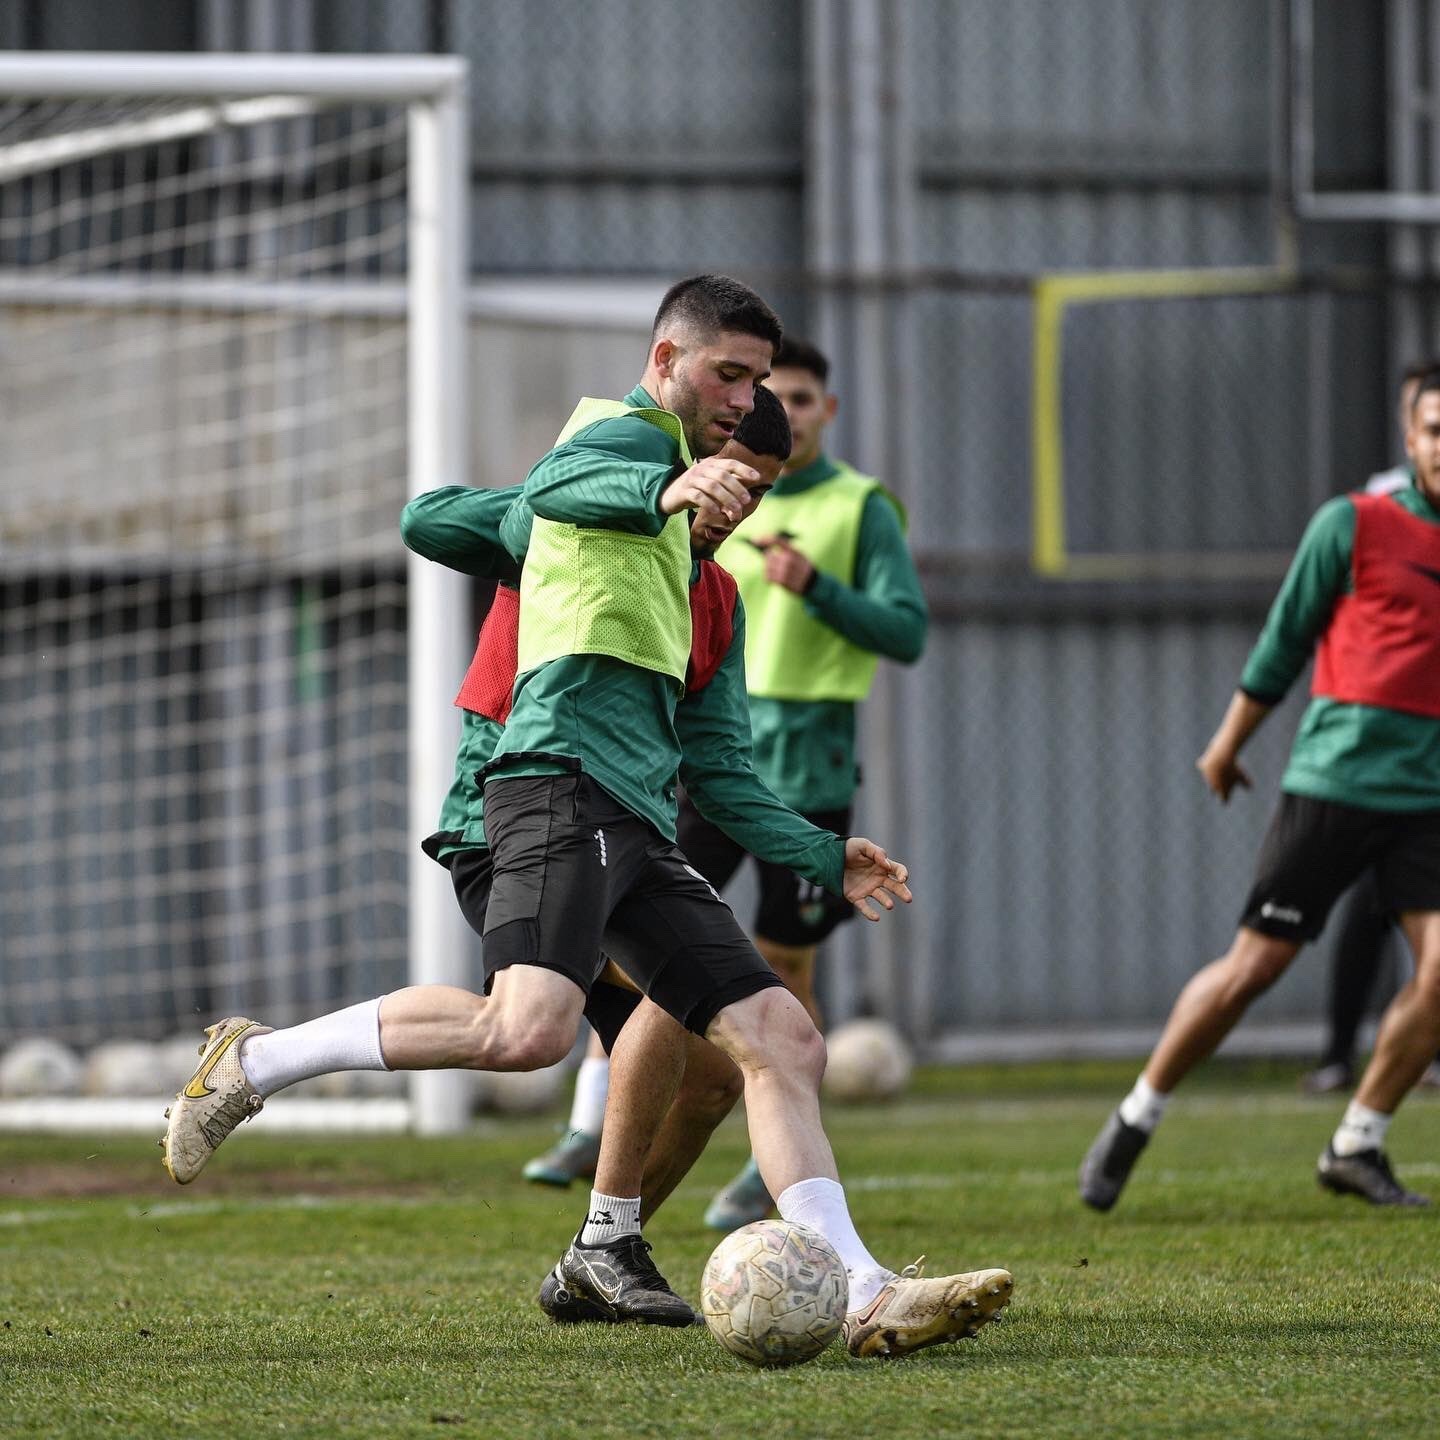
[3, 1, 1415, 1046]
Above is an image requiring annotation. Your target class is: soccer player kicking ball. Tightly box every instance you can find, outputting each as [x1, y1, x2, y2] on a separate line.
[164, 275, 1012, 1357]
[1080, 366, 1440, 1212]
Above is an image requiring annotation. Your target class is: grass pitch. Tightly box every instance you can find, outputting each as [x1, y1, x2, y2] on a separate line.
[3, 1061, 1437, 1439]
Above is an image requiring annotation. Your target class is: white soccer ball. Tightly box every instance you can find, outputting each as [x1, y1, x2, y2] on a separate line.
[821, 1018, 913, 1104]
[156, 1032, 209, 1093]
[486, 1060, 566, 1115]
[0, 1037, 85, 1097]
[701, 1219, 848, 1368]
[83, 1040, 168, 1096]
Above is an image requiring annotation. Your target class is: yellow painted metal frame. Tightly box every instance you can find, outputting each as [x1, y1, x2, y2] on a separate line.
[1031, 266, 1297, 578]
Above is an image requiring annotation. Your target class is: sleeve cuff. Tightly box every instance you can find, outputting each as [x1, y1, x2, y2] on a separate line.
[1239, 683, 1285, 706]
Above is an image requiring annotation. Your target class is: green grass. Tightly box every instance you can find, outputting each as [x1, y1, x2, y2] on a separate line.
[3, 1061, 1438, 1439]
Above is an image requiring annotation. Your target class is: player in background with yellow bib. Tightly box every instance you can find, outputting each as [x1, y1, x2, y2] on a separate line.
[680, 337, 929, 1230]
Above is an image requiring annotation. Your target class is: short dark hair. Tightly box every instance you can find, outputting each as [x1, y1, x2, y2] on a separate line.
[1412, 368, 1440, 411]
[652, 274, 782, 349]
[732, 384, 791, 463]
[1402, 357, 1440, 387]
[772, 336, 830, 384]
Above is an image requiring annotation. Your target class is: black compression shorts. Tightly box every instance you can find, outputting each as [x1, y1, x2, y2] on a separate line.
[676, 795, 854, 947]
[480, 771, 784, 1035]
[443, 843, 647, 1052]
[1239, 792, 1440, 944]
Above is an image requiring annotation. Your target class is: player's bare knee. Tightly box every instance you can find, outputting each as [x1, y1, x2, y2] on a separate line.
[763, 994, 826, 1087]
[1410, 955, 1440, 1009]
[1226, 933, 1296, 999]
[708, 986, 821, 1083]
[487, 1016, 572, 1071]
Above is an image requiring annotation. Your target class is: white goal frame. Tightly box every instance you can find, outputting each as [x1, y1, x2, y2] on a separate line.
[0, 52, 474, 1136]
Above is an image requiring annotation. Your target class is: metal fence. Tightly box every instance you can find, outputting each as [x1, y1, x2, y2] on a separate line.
[3, 1, 1436, 1052]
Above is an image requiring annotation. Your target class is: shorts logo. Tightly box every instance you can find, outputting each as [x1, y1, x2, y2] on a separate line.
[1260, 900, 1303, 925]
[797, 881, 827, 928]
[595, 829, 607, 868]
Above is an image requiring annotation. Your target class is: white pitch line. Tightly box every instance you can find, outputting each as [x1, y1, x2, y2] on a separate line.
[0, 1192, 456, 1228]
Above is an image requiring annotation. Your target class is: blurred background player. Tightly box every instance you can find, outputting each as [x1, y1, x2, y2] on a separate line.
[522, 336, 929, 1208]
[1301, 357, 1440, 1095]
[685, 335, 927, 1228]
[1080, 366, 1440, 1212]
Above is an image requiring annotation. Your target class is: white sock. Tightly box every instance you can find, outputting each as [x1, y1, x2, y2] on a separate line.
[1332, 1100, 1391, 1157]
[568, 1057, 610, 1137]
[1118, 1074, 1169, 1133]
[239, 997, 388, 1098]
[777, 1177, 891, 1313]
[579, 1190, 640, 1246]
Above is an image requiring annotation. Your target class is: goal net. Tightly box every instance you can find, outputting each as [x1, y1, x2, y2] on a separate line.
[0, 55, 472, 1132]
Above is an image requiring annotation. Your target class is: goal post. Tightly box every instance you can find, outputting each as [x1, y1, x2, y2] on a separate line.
[0, 53, 474, 1134]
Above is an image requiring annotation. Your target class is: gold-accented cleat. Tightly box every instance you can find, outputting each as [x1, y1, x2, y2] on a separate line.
[843, 1262, 1014, 1359]
[160, 1017, 271, 1184]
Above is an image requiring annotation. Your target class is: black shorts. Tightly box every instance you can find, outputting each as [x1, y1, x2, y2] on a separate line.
[582, 981, 644, 1055]
[1239, 793, 1440, 943]
[481, 771, 783, 1035]
[443, 844, 652, 1053]
[675, 795, 854, 947]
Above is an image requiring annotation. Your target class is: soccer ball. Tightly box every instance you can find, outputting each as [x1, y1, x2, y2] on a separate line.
[486, 1059, 566, 1115]
[701, 1219, 848, 1367]
[821, 1018, 913, 1104]
[0, 1037, 85, 1096]
[83, 1040, 167, 1096]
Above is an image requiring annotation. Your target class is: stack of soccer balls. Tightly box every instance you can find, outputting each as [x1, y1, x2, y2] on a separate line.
[701, 1219, 848, 1367]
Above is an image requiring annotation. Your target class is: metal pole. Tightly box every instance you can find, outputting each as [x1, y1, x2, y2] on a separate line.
[0, 52, 466, 101]
[406, 76, 474, 1135]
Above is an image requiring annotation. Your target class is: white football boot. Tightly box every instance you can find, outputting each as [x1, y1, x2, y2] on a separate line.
[843, 1261, 1013, 1359]
[161, 1017, 271, 1183]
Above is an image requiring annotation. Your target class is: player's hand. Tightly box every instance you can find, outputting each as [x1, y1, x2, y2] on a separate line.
[1196, 746, 1252, 802]
[842, 837, 912, 921]
[756, 535, 816, 595]
[660, 456, 759, 521]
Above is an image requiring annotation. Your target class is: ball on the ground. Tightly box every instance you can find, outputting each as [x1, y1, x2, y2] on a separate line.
[83, 1040, 167, 1096]
[486, 1060, 566, 1115]
[701, 1219, 848, 1367]
[821, 1018, 913, 1103]
[156, 1032, 208, 1093]
[0, 1037, 85, 1096]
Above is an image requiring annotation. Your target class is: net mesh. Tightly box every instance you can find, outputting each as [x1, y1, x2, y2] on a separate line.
[0, 94, 413, 1058]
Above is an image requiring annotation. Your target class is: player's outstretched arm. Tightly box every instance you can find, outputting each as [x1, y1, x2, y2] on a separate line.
[399, 484, 524, 578]
[842, 837, 913, 921]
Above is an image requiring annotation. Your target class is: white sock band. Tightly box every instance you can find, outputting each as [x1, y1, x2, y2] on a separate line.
[239, 997, 388, 1098]
[776, 1177, 890, 1313]
[579, 1190, 641, 1246]
[1118, 1074, 1169, 1133]
[1332, 1100, 1390, 1157]
[568, 1056, 610, 1137]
